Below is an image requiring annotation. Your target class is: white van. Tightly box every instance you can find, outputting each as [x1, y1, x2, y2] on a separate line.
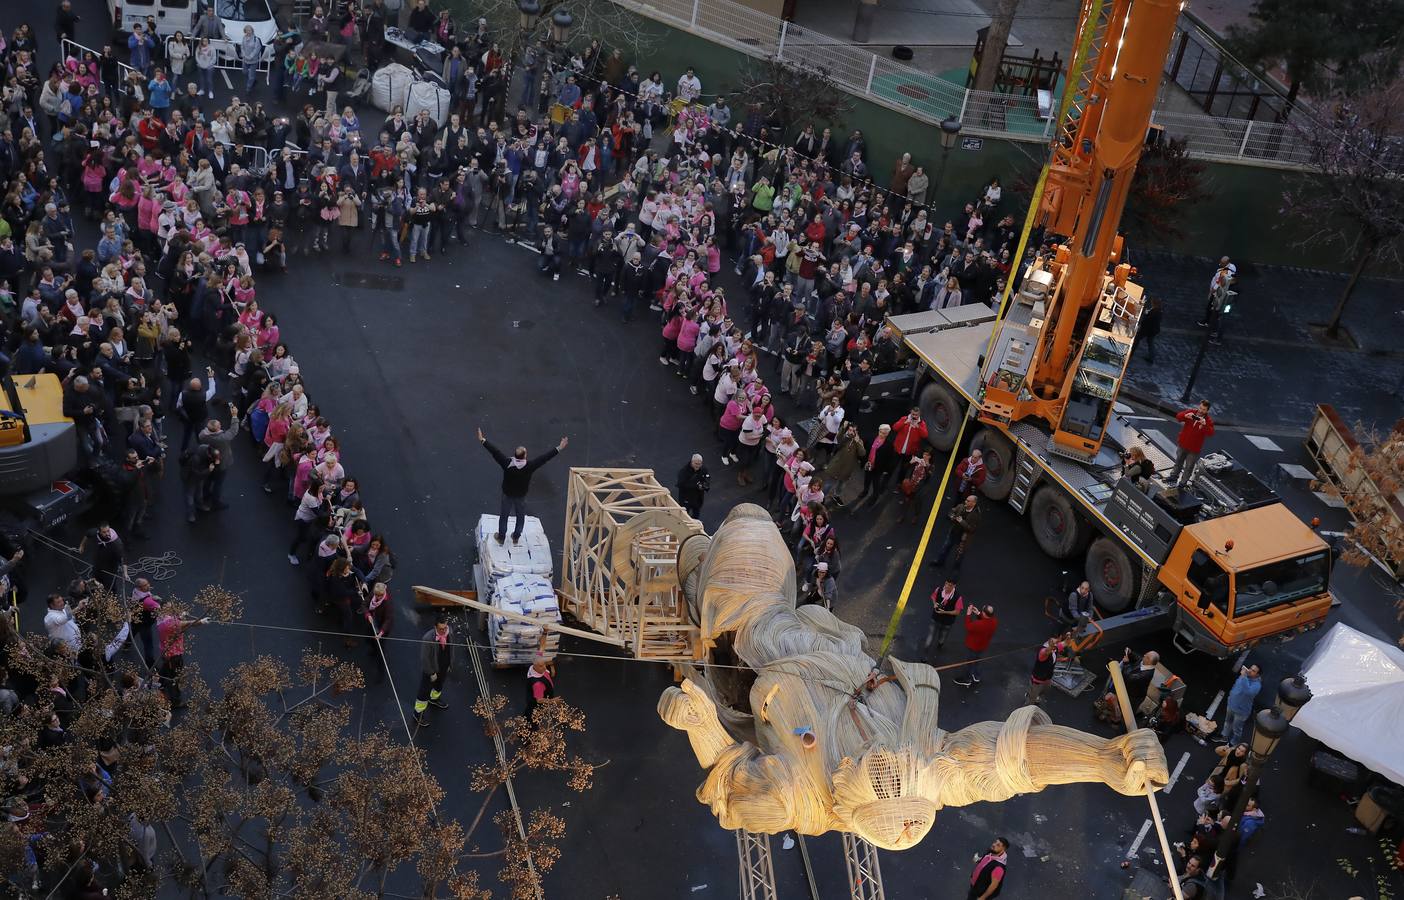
[108, 0, 199, 40]
[212, 0, 280, 47]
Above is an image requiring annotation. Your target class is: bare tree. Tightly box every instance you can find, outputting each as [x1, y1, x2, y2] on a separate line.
[1280, 75, 1404, 339]
[1120, 136, 1209, 243]
[731, 56, 854, 143]
[972, 0, 1021, 94]
[0, 587, 594, 898]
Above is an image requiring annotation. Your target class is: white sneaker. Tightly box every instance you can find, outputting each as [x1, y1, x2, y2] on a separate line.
[730, 454, 740, 462]
[720, 456, 730, 466]
[658, 357, 669, 365]
[288, 554, 300, 566]
[552, 273, 559, 281]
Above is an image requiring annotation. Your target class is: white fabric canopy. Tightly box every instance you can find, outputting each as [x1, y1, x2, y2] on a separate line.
[1296, 623, 1404, 785]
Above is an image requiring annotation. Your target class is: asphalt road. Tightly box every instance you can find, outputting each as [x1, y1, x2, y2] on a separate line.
[9, 2, 1404, 896]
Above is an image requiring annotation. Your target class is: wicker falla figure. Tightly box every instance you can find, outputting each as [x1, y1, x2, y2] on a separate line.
[658, 504, 1170, 852]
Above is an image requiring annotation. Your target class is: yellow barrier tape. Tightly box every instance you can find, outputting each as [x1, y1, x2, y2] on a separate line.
[878, 0, 1107, 658]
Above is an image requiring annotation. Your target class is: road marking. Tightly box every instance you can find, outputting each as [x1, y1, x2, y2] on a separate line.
[1162, 752, 1191, 795]
[1126, 819, 1153, 858]
[1244, 435, 1283, 452]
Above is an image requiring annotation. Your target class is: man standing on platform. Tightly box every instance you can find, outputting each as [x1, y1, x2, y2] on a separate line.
[478, 427, 568, 544]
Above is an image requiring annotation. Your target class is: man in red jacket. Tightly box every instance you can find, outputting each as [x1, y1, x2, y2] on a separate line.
[952, 604, 998, 687]
[891, 407, 929, 458]
[1168, 399, 1215, 489]
[954, 448, 986, 498]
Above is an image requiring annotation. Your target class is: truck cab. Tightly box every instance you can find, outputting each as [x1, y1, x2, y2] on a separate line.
[1157, 504, 1332, 655]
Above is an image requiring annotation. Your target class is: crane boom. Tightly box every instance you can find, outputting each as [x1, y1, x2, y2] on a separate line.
[977, 0, 1181, 461]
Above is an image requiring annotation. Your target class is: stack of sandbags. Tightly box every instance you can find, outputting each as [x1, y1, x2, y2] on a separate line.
[475, 515, 560, 665]
[487, 573, 561, 665]
[476, 515, 553, 583]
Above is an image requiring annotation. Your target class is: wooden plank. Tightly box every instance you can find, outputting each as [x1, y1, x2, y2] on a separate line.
[415, 588, 478, 607]
[412, 585, 627, 647]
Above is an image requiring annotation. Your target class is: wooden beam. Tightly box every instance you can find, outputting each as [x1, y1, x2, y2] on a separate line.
[412, 585, 627, 647]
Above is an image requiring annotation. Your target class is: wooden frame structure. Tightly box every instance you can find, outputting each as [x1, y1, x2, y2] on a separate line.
[560, 468, 703, 660]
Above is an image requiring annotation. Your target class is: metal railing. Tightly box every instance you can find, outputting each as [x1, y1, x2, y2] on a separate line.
[1164, 10, 1294, 123]
[609, 0, 1316, 169]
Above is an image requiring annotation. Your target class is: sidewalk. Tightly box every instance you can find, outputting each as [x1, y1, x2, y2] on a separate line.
[1121, 251, 1404, 433]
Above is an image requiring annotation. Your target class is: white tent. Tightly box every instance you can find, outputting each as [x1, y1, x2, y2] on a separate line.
[1295, 622, 1404, 785]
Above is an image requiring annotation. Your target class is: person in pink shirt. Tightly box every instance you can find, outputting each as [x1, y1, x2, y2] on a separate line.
[718, 393, 749, 464]
[157, 611, 208, 705]
[130, 578, 162, 667]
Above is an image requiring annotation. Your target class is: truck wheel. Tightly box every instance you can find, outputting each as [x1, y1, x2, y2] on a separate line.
[1029, 485, 1088, 559]
[918, 381, 963, 452]
[1085, 536, 1140, 613]
[971, 429, 1015, 501]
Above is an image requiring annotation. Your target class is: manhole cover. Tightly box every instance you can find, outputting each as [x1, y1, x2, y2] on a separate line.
[895, 83, 932, 101]
[511, 319, 534, 329]
[335, 272, 405, 291]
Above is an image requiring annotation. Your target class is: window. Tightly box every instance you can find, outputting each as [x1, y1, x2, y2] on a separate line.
[162, 0, 191, 8]
[1233, 552, 1329, 615]
[1188, 550, 1229, 614]
[215, 0, 272, 22]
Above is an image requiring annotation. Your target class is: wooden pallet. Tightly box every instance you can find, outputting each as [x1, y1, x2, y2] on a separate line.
[1306, 404, 1404, 578]
[559, 468, 704, 660]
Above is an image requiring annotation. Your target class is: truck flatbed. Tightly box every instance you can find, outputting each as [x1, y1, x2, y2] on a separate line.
[891, 307, 1180, 566]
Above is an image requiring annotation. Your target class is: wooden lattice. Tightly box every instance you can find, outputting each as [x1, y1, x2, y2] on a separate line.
[560, 468, 703, 660]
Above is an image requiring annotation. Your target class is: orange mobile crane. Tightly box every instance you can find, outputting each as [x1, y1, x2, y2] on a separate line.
[890, 0, 1332, 658]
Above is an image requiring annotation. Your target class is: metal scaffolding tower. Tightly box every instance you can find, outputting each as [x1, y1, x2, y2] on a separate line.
[737, 830, 778, 900]
[841, 833, 886, 900]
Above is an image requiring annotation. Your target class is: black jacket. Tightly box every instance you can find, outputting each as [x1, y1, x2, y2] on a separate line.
[676, 464, 710, 504]
[483, 440, 559, 498]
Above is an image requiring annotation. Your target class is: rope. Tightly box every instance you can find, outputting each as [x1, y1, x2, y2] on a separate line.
[877, 0, 1110, 659]
[369, 619, 441, 824]
[25, 529, 183, 588]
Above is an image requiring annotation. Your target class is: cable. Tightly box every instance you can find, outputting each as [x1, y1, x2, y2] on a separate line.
[198, 614, 1053, 676]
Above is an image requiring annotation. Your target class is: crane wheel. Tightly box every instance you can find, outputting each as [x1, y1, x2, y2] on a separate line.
[918, 381, 963, 452]
[971, 429, 1015, 501]
[1029, 485, 1089, 559]
[1085, 536, 1139, 613]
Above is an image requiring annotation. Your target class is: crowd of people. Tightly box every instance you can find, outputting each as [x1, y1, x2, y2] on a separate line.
[0, 11, 421, 890]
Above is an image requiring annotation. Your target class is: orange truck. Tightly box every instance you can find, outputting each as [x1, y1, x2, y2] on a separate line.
[891, 309, 1331, 658]
[887, 0, 1330, 657]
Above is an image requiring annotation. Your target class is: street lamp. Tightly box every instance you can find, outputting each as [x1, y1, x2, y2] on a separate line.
[1248, 706, 1288, 758]
[1209, 678, 1305, 879]
[517, 0, 542, 29]
[934, 115, 963, 203]
[550, 9, 574, 45]
[1275, 674, 1312, 721]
